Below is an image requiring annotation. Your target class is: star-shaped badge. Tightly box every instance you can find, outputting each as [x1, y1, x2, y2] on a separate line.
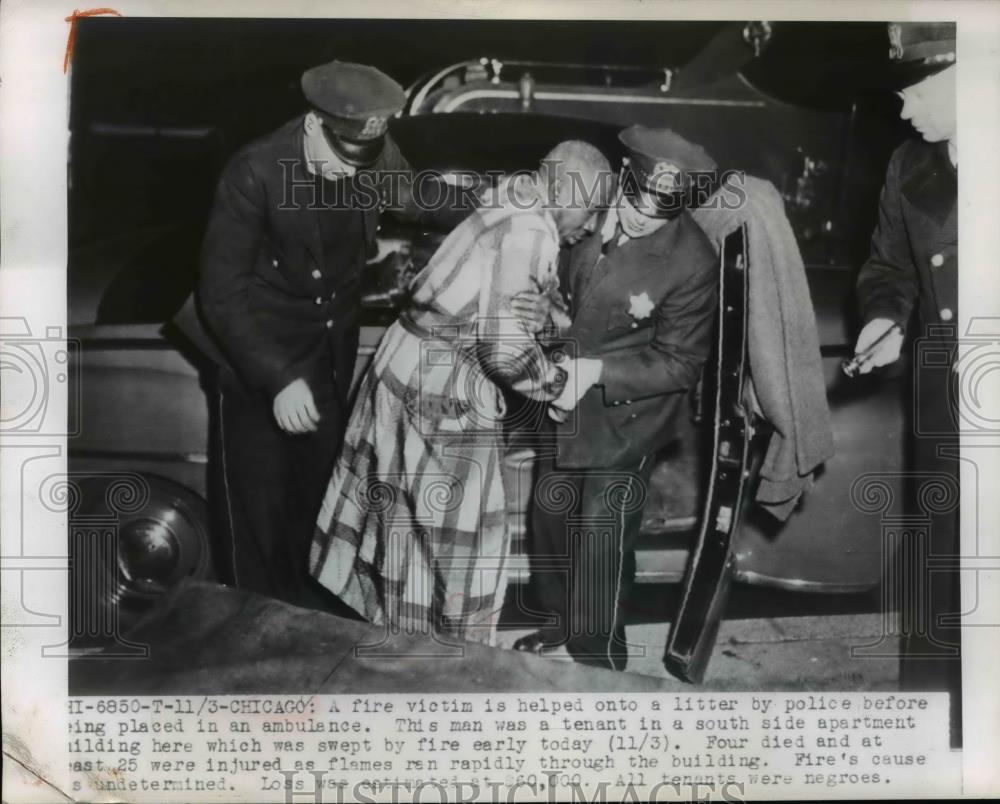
[628, 291, 655, 321]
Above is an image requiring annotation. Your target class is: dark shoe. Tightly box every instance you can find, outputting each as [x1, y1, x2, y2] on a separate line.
[512, 630, 565, 654]
[568, 632, 629, 672]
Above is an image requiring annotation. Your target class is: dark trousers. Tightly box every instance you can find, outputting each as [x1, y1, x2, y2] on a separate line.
[527, 448, 653, 671]
[901, 341, 962, 745]
[209, 364, 347, 612]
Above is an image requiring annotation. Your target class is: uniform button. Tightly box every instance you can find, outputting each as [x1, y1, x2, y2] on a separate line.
[940, 307, 953, 321]
[630, 322, 638, 329]
[625, 400, 632, 405]
[930, 253, 944, 268]
[613, 401, 621, 406]
[314, 297, 323, 305]
[629, 413, 637, 420]
[330, 291, 336, 300]
[326, 320, 333, 329]
[311, 269, 321, 279]
[272, 259, 279, 268]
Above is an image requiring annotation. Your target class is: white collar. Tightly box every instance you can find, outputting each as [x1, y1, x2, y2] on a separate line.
[599, 204, 623, 246]
[303, 119, 357, 180]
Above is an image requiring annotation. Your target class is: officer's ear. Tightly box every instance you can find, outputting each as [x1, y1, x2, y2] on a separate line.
[304, 110, 321, 133]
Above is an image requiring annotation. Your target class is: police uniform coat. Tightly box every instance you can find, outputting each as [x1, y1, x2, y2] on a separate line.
[199, 116, 411, 400]
[526, 210, 717, 670]
[555, 210, 719, 469]
[857, 139, 957, 333]
[196, 115, 421, 608]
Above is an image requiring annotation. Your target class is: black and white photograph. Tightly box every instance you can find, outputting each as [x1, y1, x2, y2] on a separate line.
[2, 2, 998, 801]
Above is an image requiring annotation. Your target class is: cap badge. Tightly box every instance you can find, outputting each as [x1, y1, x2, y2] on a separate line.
[888, 23, 904, 60]
[360, 115, 387, 138]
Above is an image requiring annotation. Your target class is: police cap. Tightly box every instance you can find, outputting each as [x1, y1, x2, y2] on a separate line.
[618, 125, 717, 219]
[301, 60, 406, 166]
[887, 22, 956, 88]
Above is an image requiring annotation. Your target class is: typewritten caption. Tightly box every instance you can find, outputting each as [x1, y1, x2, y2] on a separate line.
[66, 693, 952, 801]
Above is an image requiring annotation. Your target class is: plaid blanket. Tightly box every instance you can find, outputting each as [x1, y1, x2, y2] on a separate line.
[311, 191, 566, 645]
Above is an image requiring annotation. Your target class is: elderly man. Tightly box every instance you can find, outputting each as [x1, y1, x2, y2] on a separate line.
[310, 142, 611, 646]
[199, 61, 460, 609]
[850, 23, 960, 742]
[514, 126, 719, 670]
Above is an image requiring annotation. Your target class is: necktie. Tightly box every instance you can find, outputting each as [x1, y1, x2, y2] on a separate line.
[600, 224, 620, 255]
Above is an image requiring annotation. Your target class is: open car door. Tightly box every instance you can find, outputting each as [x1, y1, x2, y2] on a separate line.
[663, 224, 769, 682]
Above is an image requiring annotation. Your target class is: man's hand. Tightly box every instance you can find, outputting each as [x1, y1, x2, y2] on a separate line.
[551, 357, 603, 412]
[273, 378, 320, 434]
[852, 318, 904, 374]
[510, 289, 552, 334]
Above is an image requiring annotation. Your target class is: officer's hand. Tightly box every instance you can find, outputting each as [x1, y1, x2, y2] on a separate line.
[273, 378, 320, 434]
[511, 289, 552, 334]
[853, 318, 904, 374]
[551, 357, 603, 412]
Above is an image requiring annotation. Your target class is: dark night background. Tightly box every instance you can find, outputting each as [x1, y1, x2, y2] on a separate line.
[68, 18, 905, 250]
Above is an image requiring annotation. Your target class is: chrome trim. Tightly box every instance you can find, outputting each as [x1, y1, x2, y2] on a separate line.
[502, 556, 686, 584]
[89, 123, 215, 138]
[436, 88, 767, 113]
[69, 448, 208, 464]
[409, 61, 474, 114]
[76, 338, 175, 351]
[640, 515, 698, 534]
[69, 322, 165, 340]
[733, 567, 878, 594]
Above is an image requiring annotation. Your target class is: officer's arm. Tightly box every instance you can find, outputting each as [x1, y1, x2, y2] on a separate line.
[476, 220, 568, 402]
[198, 156, 298, 397]
[856, 146, 920, 329]
[599, 252, 718, 405]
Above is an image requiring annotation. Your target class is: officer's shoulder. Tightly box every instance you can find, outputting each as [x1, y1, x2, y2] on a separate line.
[677, 210, 718, 266]
[888, 138, 936, 177]
[224, 117, 300, 175]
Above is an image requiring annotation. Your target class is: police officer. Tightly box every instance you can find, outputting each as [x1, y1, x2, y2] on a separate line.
[851, 24, 960, 742]
[199, 61, 437, 609]
[514, 126, 718, 670]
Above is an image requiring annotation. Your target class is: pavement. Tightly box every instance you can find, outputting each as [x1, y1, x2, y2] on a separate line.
[494, 567, 900, 685]
[495, 610, 901, 692]
[71, 580, 900, 695]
